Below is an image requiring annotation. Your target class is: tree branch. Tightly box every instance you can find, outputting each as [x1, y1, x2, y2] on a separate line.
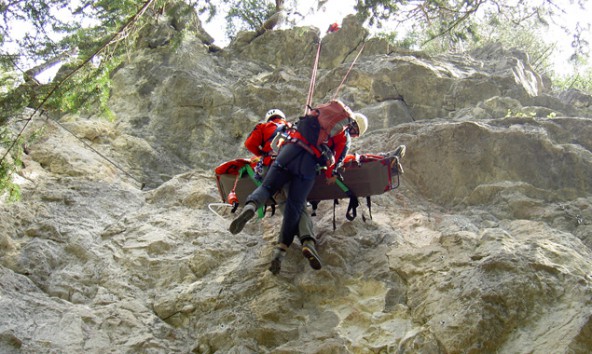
[0, 0, 157, 167]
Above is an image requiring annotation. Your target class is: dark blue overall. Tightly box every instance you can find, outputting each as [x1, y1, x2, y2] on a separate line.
[245, 143, 317, 247]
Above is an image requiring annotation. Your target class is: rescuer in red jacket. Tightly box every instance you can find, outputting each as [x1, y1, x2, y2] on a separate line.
[244, 108, 290, 168]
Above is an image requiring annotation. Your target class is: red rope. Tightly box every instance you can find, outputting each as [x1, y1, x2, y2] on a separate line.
[304, 26, 366, 115]
[304, 40, 322, 116]
[332, 42, 366, 100]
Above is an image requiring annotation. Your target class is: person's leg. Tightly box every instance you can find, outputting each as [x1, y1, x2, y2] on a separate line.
[277, 175, 315, 247]
[229, 163, 291, 235]
[247, 162, 290, 207]
[269, 243, 287, 275]
[297, 205, 322, 270]
[267, 175, 315, 274]
[277, 184, 313, 239]
[301, 238, 322, 270]
[278, 148, 322, 270]
[297, 207, 314, 241]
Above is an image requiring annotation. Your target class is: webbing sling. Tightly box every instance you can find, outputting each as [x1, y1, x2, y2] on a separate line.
[325, 178, 358, 230]
[238, 165, 275, 218]
[363, 196, 372, 222]
[335, 178, 359, 221]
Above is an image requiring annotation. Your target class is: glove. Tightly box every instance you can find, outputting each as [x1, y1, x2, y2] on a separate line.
[319, 144, 335, 167]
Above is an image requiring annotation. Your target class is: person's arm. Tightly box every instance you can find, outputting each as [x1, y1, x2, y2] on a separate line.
[335, 132, 351, 169]
[244, 124, 265, 156]
[325, 132, 350, 178]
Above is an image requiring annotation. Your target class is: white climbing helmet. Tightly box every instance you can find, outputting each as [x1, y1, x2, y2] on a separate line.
[351, 112, 368, 137]
[265, 109, 286, 121]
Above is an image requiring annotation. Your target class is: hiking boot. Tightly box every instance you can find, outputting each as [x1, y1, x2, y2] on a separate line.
[302, 239, 322, 270]
[269, 247, 286, 275]
[229, 203, 256, 235]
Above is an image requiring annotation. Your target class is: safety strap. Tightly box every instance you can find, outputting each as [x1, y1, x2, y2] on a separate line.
[288, 136, 320, 157]
[362, 196, 372, 222]
[332, 199, 338, 231]
[265, 123, 286, 145]
[310, 201, 319, 216]
[346, 195, 359, 221]
[311, 179, 369, 230]
[239, 165, 274, 218]
[335, 178, 359, 221]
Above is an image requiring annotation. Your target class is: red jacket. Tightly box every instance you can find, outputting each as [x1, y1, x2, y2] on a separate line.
[324, 130, 351, 177]
[286, 126, 351, 178]
[244, 117, 288, 165]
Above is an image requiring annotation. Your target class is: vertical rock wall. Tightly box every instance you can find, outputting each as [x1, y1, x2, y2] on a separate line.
[1, 6, 592, 354]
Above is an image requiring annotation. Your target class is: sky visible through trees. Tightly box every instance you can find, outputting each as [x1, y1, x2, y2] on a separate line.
[2, 0, 591, 82]
[201, 0, 590, 77]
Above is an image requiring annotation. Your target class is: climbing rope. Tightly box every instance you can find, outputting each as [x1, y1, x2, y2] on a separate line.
[304, 39, 322, 116]
[303, 29, 366, 114]
[332, 42, 366, 100]
[47, 117, 145, 189]
[304, 24, 340, 116]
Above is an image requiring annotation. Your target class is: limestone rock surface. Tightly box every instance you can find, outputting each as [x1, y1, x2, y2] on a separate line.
[1, 7, 592, 354]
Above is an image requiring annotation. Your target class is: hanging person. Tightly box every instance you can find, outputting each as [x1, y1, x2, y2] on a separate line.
[229, 101, 369, 275]
[243, 108, 317, 273]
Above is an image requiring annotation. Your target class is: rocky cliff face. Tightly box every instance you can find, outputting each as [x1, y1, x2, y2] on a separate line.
[1, 7, 592, 354]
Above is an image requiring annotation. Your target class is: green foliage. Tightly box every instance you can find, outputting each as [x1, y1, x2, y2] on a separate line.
[0, 161, 21, 202]
[0, 67, 20, 93]
[461, 18, 557, 75]
[354, 0, 400, 28]
[552, 69, 592, 93]
[374, 0, 572, 85]
[550, 51, 592, 93]
[225, 0, 276, 37]
[42, 56, 122, 119]
[0, 0, 167, 198]
[188, 0, 280, 38]
[189, 0, 219, 23]
[505, 109, 536, 118]
[0, 82, 33, 125]
[0, 0, 168, 119]
[0, 126, 23, 202]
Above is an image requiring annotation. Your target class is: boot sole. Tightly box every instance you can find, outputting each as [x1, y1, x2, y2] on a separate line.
[302, 246, 322, 270]
[229, 209, 255, 235]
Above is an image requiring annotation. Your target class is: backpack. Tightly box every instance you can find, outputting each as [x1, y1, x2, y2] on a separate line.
[296, 100, 353, 149]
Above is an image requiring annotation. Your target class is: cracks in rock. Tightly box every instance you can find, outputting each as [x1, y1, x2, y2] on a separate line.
[400, 96, 416, 122]
[393, 91, 416, 122]
[340, 37, 367, 67]
[390, 81, 416, 122]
